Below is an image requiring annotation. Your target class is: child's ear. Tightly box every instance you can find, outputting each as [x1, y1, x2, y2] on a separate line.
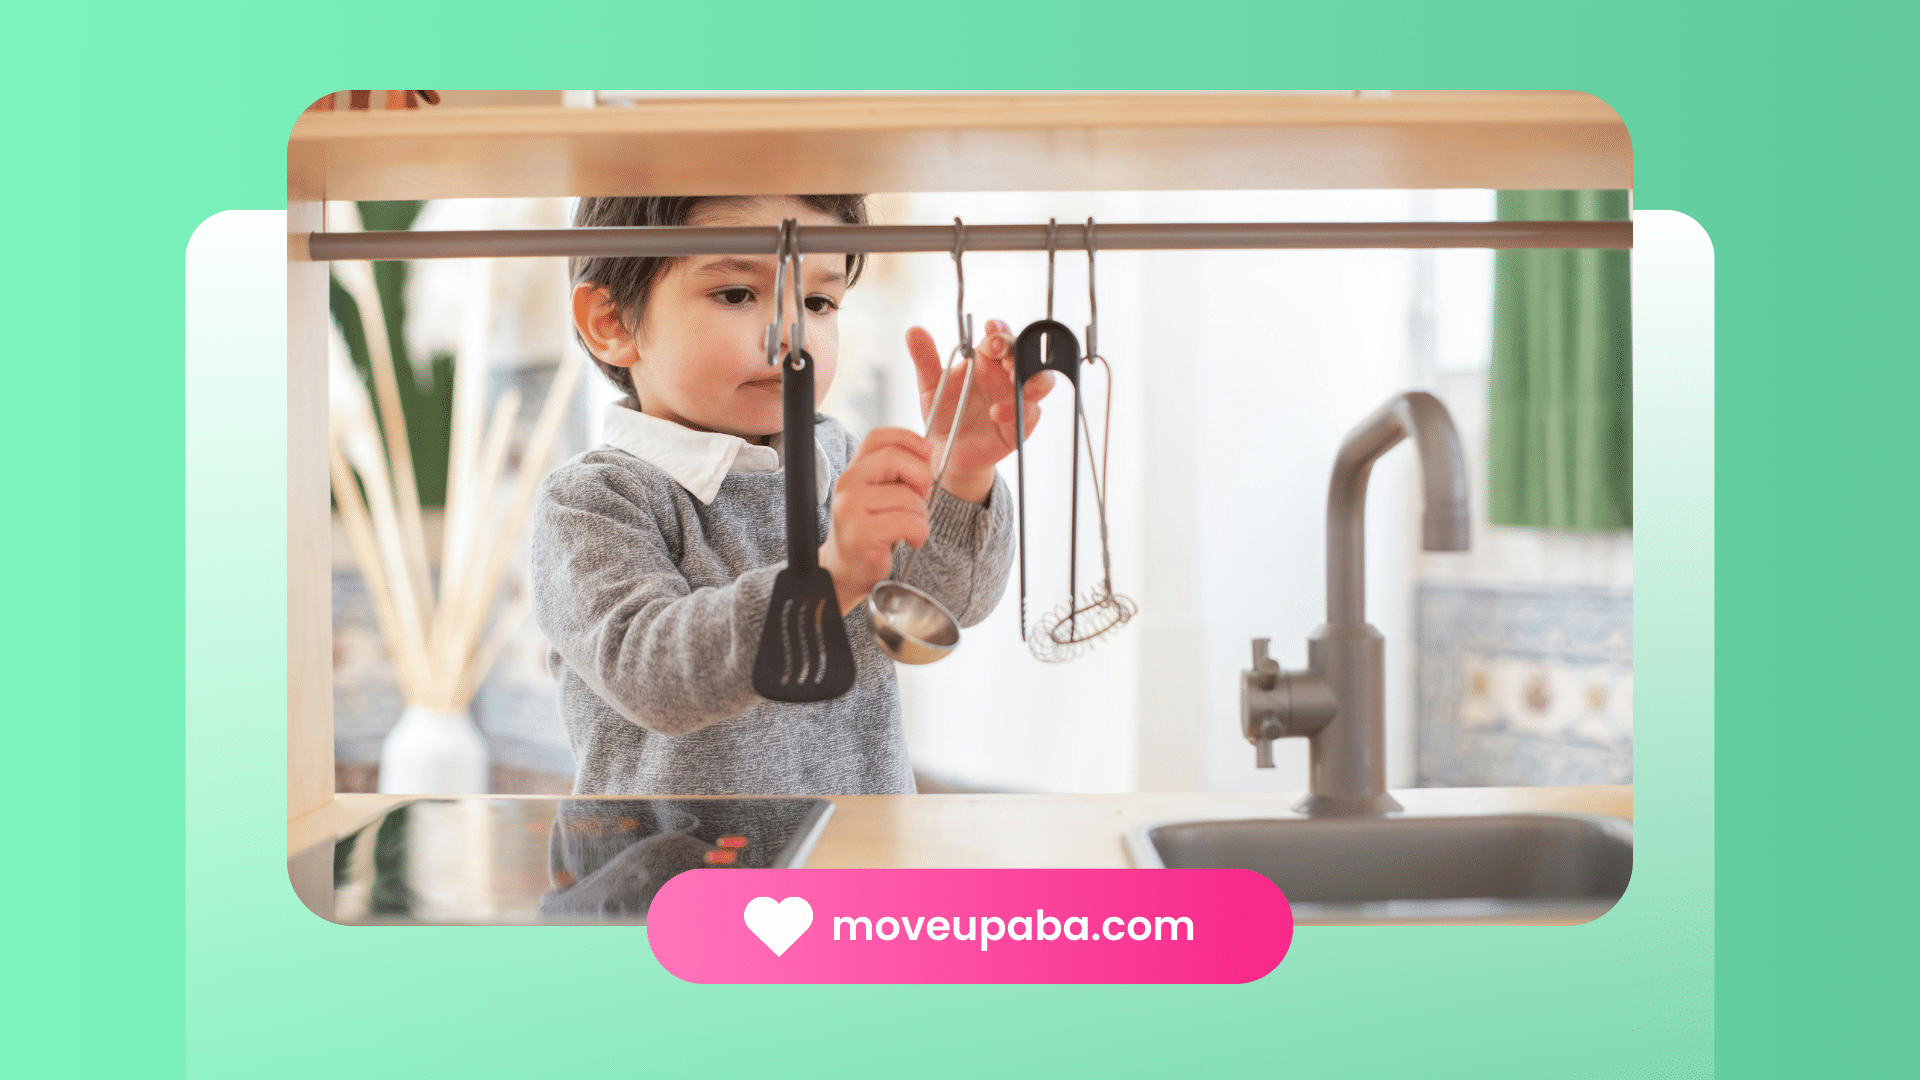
[572, 284, 640, 369]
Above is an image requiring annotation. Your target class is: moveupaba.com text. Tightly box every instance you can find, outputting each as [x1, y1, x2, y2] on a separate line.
[831, 911, 1195, 951]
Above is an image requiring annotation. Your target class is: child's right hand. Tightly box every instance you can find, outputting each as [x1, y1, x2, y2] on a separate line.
[818, 428, 934, 615]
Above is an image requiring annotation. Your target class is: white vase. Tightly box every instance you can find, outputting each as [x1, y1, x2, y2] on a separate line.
[378, 704, 489, 794]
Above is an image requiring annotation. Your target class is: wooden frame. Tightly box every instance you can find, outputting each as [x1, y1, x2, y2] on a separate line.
[287, 91, 1632, 834]
[289, 91, 1630, 202]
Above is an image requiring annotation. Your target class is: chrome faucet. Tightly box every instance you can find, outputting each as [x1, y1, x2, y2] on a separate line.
[1242, 391, 1469, 815]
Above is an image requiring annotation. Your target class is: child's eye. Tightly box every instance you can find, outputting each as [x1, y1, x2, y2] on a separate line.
[805, 294, 839, 314]
[712, 287, 755, 306]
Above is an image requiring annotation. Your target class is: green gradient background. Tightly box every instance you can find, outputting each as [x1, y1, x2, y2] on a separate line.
[7, 1, 1907, 1077]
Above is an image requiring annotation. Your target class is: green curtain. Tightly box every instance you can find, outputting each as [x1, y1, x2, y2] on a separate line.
[1487, 190, 1632, 529]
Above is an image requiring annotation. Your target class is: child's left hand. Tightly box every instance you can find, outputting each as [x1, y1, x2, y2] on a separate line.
[905, 319, 1057, 503]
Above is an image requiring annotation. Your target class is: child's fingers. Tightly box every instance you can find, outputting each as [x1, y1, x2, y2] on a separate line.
[989, 372, 1053, 437]
[841, 491, 931, 553]
[987, 399, 1047, 437]
[841, 445, 933, 499]
[976, 319, 1013, 359]
[854, 426, 933, 461]
[898, 515, 932, 550]
[919, 321, 1014, 419]
[972, 340, 1017, 397]
[997, 366, 1052, 417]
[904, 327, 945, 412]
[976, 322, 1015, 394]
[856, 504, 931, 550]
[848, 483, 931, 520]
[989, 392, 1049, 422]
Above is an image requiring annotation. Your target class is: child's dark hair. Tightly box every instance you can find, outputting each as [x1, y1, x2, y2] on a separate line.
[570, 195, 869, 402]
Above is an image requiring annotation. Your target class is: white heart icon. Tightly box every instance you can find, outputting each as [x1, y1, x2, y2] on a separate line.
[742, 896, 813, 957]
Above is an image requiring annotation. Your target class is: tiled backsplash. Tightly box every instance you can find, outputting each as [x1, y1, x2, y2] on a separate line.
[339, 572, 1630, 793]
[1416, 582, 1632, 787]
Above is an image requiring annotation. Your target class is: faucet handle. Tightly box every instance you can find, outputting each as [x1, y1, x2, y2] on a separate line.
[1242, 641, 1337, 770]
[1249, 637, 1279, 690]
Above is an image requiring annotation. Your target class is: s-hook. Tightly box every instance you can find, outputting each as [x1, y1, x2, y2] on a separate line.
[763, 219, 792, 367]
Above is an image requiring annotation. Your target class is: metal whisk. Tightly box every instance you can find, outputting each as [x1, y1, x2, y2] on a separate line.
[1016, 218, 1136, 663]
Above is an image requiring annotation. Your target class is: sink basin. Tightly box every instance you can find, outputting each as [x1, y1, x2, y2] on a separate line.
[1127, 813, 1632, 924]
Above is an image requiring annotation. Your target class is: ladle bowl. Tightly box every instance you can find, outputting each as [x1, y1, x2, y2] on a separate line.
[867, 580, 961, 665]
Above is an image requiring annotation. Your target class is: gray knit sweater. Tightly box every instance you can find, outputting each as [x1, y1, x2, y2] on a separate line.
[530, 414, 1014, 796]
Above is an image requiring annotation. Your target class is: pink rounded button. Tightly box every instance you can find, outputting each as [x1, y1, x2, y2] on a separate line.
[647, 869, 1292, 984]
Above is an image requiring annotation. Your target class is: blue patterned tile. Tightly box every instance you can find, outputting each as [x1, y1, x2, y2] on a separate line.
[1416, 583, 1632, 786]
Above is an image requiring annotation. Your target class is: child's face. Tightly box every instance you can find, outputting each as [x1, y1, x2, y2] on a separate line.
[575, 196, 848, 442]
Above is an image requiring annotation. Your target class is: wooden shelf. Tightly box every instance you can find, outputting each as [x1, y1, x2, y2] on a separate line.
[288, 91, 1631, 202]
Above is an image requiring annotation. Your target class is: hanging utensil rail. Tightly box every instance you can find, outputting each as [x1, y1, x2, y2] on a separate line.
[306, 220, 1629, 261]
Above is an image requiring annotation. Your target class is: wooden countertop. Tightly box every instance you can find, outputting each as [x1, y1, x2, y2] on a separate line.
[290, 786, 1630, 866]
[803, 786, 1630, 868]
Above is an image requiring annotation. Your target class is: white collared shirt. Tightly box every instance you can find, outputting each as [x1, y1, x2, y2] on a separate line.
[599, 404, 832, 506]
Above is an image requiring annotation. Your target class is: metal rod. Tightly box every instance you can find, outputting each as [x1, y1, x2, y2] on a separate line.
[306, 220, 1630, 261]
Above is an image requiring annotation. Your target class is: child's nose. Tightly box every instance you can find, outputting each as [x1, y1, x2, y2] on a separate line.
[766, 324, 794, 362]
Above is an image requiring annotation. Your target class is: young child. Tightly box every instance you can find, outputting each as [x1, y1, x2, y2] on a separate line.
[531, 194, 1053, 796]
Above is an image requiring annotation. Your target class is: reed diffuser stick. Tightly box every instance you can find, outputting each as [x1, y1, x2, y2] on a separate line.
[450, 592, 531, 710]
[441, 357, 580, 694]
[329, 435, 419, 700]
[330, 328, 432, 683]
[332, 259, 435, 621]
[427, 386, 520, 697]
[438, 259, 495, 616]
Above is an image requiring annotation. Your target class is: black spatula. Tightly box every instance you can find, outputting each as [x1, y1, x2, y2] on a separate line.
[751, 348, 856, 702]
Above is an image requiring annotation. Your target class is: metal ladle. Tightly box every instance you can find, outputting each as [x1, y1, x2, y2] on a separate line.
[868, 220, 981, 665]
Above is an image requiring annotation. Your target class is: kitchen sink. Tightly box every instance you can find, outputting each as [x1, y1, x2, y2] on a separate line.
[1126, 813, 1632, 924]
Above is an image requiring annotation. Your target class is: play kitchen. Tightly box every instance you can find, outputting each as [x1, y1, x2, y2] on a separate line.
[288, 93, 1635, 927]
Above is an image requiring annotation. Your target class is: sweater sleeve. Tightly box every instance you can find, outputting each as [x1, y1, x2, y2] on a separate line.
[530, 462, 774, 737]
[891, 470, 1016, 628]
